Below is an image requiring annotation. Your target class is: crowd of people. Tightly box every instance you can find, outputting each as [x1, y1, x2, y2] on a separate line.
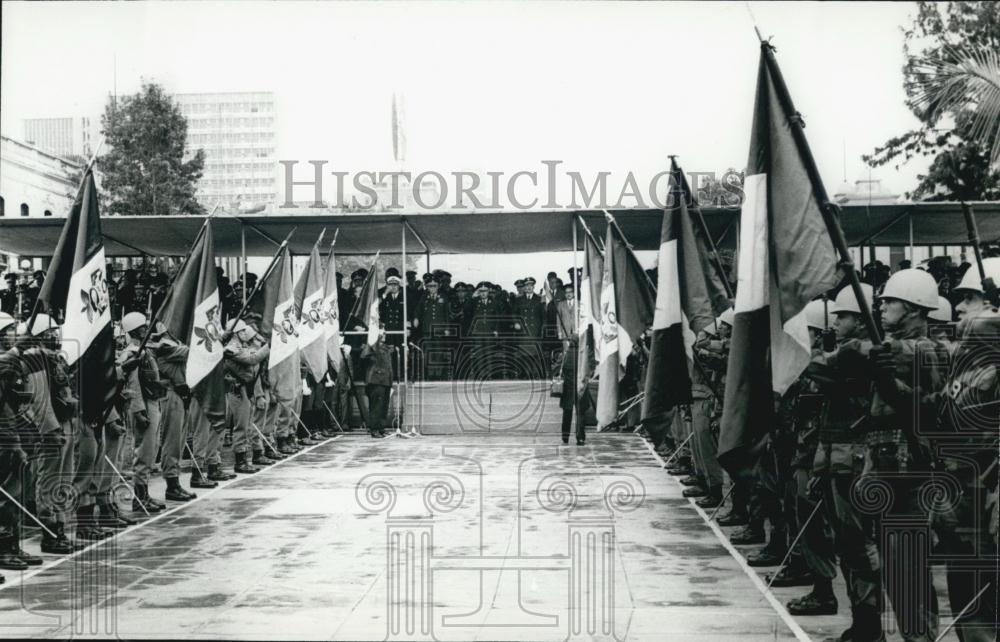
[0, 247, 997, 642]
[635, 253, 999, 642]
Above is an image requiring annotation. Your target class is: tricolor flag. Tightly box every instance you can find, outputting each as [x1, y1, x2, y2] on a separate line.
[293, 233, 327, 382]
[717, 44, 842, 475]
[34, 169, 117, 424]
[158, 221, 227, 419]
[262, 246, 301, 404]
[346, 257, 380, 346]
[642, 162, 731, 425]
[576, 228, 603, 397]
[321, 242, 344, 373]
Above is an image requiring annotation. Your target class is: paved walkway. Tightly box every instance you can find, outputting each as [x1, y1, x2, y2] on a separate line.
[0, 432, 950, 641]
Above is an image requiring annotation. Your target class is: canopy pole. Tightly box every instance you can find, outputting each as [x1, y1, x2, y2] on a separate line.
[401, 221, 409, 396]
[908, 213, 914, 263]
[426, 250, 431, 274]
[241, 222, 247, 306]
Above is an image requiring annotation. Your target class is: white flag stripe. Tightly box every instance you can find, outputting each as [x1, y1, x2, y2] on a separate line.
[62, 249, 111, 366]
[735, 173, 769, 313]
[652, 238, 682, 329]
[270, 298, 299, 368]
[186, 288, 223, 387]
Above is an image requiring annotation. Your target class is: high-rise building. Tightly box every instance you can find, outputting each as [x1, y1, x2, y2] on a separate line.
[23, 117, 96, 159]
[174, 91, 277, 211]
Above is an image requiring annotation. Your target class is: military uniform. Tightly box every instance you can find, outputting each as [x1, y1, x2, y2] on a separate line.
[414, 287, 452, 380]
[154, 339, 198, 500]
[224, 333, 270, 473]
[511, 283, 545, 379]
[470, 286, 502, 380]
[379, 289, 406, 352]
[362, 341, 395, 436]
[121, 338, 167, 513]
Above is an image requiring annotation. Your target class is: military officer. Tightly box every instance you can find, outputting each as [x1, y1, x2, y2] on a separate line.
[151, 325, 198, 502]
[512, 276, 545, 378]
[413, 276, 451, 380]
[470, 282, 502, 379]
[362, 326, 394, 437]
[379, 275, 406, 353]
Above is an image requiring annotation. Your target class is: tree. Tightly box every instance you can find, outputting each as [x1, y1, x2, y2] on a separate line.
[865, 2, 1000, 201]
[98, 82, 206, 215]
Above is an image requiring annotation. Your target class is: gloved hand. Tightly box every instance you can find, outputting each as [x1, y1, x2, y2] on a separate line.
[821, 328, 837, 352]
[868, 343, 897, 395]
[133, 410, 149, 432]
[256, 396, 267, 411]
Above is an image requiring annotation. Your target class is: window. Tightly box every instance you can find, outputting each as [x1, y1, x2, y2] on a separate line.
[20, 203, 29, 217]
[44, 210, 52, 217]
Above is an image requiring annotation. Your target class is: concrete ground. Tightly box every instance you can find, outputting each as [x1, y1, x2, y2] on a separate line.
[0, 432, 961, 641]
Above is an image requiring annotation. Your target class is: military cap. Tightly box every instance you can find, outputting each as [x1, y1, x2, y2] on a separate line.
[475, 281, 490, 290]
[454, 281, 467, 290]
[524, 276, 536, 285]
[405, 270, 417, 278]
[440, 270, 452, 278]
[385, 267, 401, 278]
[245, 273, 258, 283]
[425, 275, 440, 285]
[546, 271, 558, 279]
[351, 269, 367, 281]
[3, 273, 17, 281]
[422, 272, 434, 282]
[514, 279, 525, 288]
[386, 276, 402, 285]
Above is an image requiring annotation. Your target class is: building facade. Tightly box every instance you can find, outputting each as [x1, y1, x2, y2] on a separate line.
[174, 91, 277, 212]
[23, 116, 96, 160]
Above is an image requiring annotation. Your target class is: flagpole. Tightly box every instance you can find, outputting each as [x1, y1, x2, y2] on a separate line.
[669, 158, 735, 300]
[758, 41, 881, 343]
[346, 252, 381, 322]
[231, 227, 297, 326]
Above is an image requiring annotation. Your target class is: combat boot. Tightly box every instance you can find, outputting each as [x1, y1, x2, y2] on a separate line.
[264, 443, 287, 459]
[679, 475, 702, 487]
[96, 498, 136, 528]
[277, 436, 297, 455]
[7, 531, 42, 566]
[729, 524, 766, 545]
[695, 486, 724, 509]
[190, 468, 218, 489]
[131, 484, 165, 514]
[234, 452, 259, 474]
[40, 523, 76, 554]
[164, 476, 197, 501]
[75, 505, 114, 541]
[251, 449, 275, 466]
[765, 565, 814, 587]
[746, 543, 786, 567]
[207, 463, 236, 481]
[0, 537, 28, 571]
[716, 507, 748, 526]
[787, 590, 837, 616]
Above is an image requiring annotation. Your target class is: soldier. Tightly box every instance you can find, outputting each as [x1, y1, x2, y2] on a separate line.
[930, 259, 999, 642]
[413, 276, 451, 381]
[1, 273, 19, 317]
[151, 324, 198, 502]
[778, 299, 839, 616]
[865, 269, 944, 641]
[0, 312, 43, 571]
[684, 325, 726, 508]
[120, 312, 167, 515]
[362, 326, 394, 438]
[21, 314, 83, 553]
[555, 282, 585, 445]
[470, 282, 501, 380]
[225, 319, 271, 474]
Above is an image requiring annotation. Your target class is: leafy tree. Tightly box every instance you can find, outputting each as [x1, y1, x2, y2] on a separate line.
[865, 2, 1000, 201]
[98, 82, 206, 215]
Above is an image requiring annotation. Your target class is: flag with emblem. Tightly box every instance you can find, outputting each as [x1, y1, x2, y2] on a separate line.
[157, 221, 227, 418]
[594, 225, 620, 429]
[576, 227, 603, 397]
[262, 246, 300, 403]
[322, 242, 344, 373]
[34, 169, 117, 424]
[609, 217, 655, 365]
[718, 44, 842, 475]
[293, 232, 327, 382]
[345, 255, 380, 347]
[643, 161, 731, 425]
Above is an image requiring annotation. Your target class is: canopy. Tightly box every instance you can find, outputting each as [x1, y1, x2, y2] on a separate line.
[2, 202, 998, 257]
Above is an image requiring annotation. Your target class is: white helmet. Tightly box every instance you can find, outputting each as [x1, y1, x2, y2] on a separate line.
[20, 313, 57, 337]
[231, 319, 248, 334]
[928, 296, 953, 323]
[0, 312, 15, 333]
[122, 311, 148, 334]
[803, 299, 833, 330]
[953, 257, 1000, 294]
[880, 268, 939, 309]
[831, 283, 873, 315]
[718, 307, 735, 327]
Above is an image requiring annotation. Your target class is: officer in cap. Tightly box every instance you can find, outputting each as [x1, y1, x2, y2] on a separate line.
[379, 275, 406, 353]
[1, 273, 18, 316]
[414, 274, 450, 380]
[511, 276, 545, 377]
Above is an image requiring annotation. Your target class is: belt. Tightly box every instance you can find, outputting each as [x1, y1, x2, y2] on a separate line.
[864, 428, 903, 446]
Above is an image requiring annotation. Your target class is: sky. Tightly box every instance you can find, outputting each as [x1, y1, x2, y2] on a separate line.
[1, 1, 931, 283]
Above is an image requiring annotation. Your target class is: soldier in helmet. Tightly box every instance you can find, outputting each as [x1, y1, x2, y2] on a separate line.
[804, 283, 882, 641]
[120, 311, 168, 516]
[224, 319, 271, 474]
[149, 321, 199, 503]
[864, 269, 945, 640]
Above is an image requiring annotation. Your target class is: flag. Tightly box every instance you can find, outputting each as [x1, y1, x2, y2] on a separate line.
[594, 224, 619, 428]
[293, 235, 327, 382]
[642, 162, 731, 423]
[321, 243, 344, 373]
[34, 170, 117, 424]
[576, 229, 603, 396]
[717, 45, 842, 475]
[158, 221, 227, 419]
[262, 246, 300, 403]
[609, 219, 655, 365]
[345, 258, 380, 346]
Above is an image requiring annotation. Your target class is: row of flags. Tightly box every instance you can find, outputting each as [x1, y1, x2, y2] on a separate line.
[34, 40, 850, 480]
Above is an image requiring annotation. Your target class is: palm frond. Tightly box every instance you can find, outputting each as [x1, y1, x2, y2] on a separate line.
[907, 45, 1000, 168]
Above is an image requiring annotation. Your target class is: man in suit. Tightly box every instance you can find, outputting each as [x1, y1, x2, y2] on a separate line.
[555, 283, 584, 445]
